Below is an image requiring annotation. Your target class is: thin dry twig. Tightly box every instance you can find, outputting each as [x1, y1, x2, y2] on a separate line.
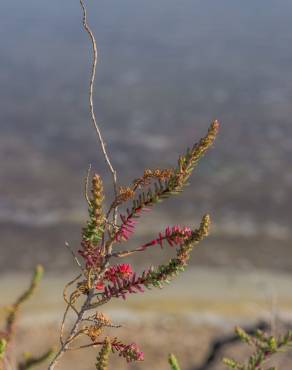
[49, 290, 94, 370]
[64, 242, 83, 272]
[68, 341, 104, 351]
[79, 0, 118, 226]
[60, 303, 71, 347]
[60, 274, 82, 346]
[62, 274, 82, 314]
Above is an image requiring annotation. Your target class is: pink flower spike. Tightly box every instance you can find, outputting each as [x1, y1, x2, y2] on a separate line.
[139, 224, 192, 251]
[115, 213, 138, 242]
[114, 342, 144, 362]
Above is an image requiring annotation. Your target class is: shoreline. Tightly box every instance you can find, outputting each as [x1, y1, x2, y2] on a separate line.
[2, 267, 292, 328]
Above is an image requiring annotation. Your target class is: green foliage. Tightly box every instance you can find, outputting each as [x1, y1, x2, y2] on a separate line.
[83, 206, 105, 244]
[168, 353, 181, 370]
[0, 339, 7, 360]
[19, 348, 55, 370]
[83, 174, 105, 245]
[0, 265, 54, 370]
[223, 327, 292, 370]
[96, 337, 111, 370]
[145, 214, 210, 288]
[125, 121, 219, 219]
[6, 264, 44, 341]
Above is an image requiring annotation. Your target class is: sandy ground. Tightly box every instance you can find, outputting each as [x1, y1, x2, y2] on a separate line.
[1, 267, 292, 369]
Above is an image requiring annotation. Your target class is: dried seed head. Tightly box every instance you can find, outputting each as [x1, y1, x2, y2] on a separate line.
[91, 174, 105, 222]
[118, 186, 134, 201]
[95, 312, 111, 326]
[84, 325, 103, 341]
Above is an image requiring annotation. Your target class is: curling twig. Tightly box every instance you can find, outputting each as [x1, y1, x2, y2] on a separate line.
[79, 0, 118, 228]
[60, 274, 82, 345]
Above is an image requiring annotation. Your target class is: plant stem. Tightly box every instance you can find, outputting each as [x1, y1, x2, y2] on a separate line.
[79, 0, 118, 226]
[48, 292, 93, 370]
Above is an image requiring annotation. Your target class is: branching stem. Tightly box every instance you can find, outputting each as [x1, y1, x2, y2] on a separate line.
[48, 290, 94, 370]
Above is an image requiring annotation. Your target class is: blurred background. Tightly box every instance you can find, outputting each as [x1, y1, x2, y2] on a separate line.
[1, 0, 292, 369]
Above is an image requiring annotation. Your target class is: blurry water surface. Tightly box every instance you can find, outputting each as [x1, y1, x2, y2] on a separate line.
[1, 0, 292, 271]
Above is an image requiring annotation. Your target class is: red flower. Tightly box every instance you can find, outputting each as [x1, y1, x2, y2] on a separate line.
[95, 281, 105, 290]
[117, 263, 133, 277]
[104, 263, 133, 282]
